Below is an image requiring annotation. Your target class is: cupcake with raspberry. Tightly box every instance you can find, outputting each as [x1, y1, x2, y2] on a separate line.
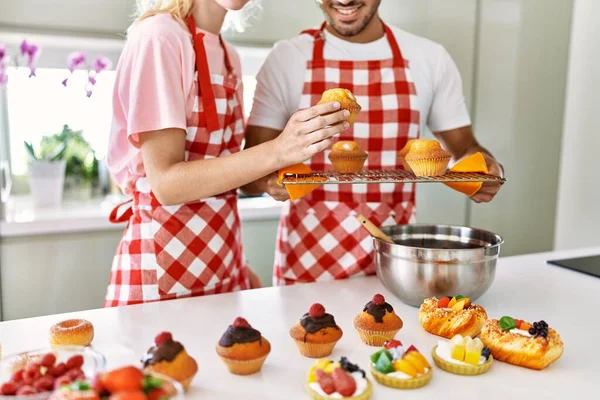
[142, 331, 198, 390]
[216, 317, 271, 375]
[290, 303, 343, 358]
[353, 294, 403, 346]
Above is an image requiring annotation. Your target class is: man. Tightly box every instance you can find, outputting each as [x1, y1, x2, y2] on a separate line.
[242, 0, 503, 285]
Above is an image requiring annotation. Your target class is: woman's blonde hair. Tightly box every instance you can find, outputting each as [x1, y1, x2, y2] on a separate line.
[129, 0, 261, 34]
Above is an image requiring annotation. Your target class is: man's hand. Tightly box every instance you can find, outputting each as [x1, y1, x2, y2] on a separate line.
[255, 172, 290, 202]
[470, 152, 504, 203]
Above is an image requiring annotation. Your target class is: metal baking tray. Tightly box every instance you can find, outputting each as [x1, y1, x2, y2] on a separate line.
[280, 170, 506, 185]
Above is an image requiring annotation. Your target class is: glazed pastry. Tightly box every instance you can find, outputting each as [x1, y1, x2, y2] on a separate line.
[405, 139, 451, 177]
[50, 319, 94, 346]
[142, 331, 198, 390]
[480, 316, 563, 370]
[216, 317, 271, 375]
[370, 340, 432, 389]
[431, 334, 493, 375]
[306, 357, 372, 400]
[328, 141, 368, 174]
[418, 296, 488, 338]
[353, 294, 403, 346]
[318, 88, 362, 125]
[290, 303, 343, 358]
[397, 139, 417, 173]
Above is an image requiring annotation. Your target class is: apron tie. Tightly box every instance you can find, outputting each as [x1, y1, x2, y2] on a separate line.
[109, 199, 133, 223]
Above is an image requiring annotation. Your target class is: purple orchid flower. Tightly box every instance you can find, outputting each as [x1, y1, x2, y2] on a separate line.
[19, 40, 40, 78]
[63, 52, 87, 86]
[0, 43, 6, 62]
[91, 56, 112, 73]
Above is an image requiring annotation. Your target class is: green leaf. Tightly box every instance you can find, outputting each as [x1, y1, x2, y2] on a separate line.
[499, 316, 517, 331]
[454, 295, 465, 300]
[69, 381, 90, 391]
[24, 141, 38, 160]
[142, 374, 163, 393]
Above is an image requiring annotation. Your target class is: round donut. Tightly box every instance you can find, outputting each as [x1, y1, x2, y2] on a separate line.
[50, 319, 94, 346]
[480, 319, 563, 370]
[418, 297, 488, 339]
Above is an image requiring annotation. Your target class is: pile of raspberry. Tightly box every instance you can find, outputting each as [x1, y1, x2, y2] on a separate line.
[0, 353, 86, 396]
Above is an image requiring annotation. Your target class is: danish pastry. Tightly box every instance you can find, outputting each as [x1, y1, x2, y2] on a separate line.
[418, 296, 487, 339]
[480, 317, 563, 370]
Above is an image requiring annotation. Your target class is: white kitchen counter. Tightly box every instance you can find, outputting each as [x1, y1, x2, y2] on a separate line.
[0, 195, 283, 238]
[0, 247, 598, 399]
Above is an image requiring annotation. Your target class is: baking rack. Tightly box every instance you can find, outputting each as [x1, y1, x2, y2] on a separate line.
[280, 170, 506, 185]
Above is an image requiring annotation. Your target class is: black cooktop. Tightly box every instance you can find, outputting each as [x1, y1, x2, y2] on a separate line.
[547, 255, 600, 278]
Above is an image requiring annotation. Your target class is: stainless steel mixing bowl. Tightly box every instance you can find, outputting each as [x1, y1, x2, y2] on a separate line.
[374, 224, 503, 307]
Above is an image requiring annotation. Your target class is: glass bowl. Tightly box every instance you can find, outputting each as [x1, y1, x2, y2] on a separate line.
[0, 346, 105, 400]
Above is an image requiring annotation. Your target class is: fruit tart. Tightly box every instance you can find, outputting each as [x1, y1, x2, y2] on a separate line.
[290, 303, 343, 358]
[370, 340, 433, 389]
[306, 357, 372, 400]
[418, 295, 488, 338]
[353, 294, 403, 346]
[431, 334, 493, 375]
[216, 317, 271, 375]
[480, 316, 563, 370]
[142, 331, 198, 390]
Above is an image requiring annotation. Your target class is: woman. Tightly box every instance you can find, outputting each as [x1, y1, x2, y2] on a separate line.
[105, 0, 350, 306]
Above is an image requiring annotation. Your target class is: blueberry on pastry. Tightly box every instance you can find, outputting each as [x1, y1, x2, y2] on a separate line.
[480, 316, 563, 370]
[418, 296, 488, 339]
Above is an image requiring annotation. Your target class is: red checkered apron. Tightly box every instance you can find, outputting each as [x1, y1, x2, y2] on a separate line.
[273, 23, 420, 285]
[105, 15, 249, 306]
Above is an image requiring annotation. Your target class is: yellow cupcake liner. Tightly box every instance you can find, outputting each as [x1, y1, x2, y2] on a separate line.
[329, 155, 368, 174]
[218, 353, 269, 376]
[293, 339, 339, 358]
[431, 345, 493, 375]
[370, 365, 433, 389]
[355, 328, 400, 347]
[305, 379, 373, 400]
[406, 157, 451, 177]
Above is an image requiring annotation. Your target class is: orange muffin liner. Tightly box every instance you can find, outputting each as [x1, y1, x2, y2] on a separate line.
[329, 155, 368, 174]
[293, 339, 339, 358]
[354, 327, 401, 347]
[406, 157, 450, 177]
[218, 354, 269, 375]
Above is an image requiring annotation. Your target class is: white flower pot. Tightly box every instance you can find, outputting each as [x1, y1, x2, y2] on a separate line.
[28, 160, 66, 208]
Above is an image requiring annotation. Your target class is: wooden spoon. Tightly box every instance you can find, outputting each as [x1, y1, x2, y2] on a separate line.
[357, 214, 395, 244]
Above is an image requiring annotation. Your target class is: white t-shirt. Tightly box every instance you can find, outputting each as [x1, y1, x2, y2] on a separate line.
[248, 25, 471, 133]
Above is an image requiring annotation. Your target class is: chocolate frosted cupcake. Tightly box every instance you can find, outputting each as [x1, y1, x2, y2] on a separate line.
[290, 303, 343, 358]
[142, 331, 198, 390]
[353, 294, 403, 346]
[216, 317, 271, 375]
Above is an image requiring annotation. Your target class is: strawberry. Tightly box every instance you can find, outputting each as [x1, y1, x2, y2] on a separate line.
[40, 353, 57, 368]
[232, 317, 250, 329]
[154, 331, 173, 346]
[66, 355, 84, 369]
[332, 367, 356, 397]
[148, 387, 169, 400]
[10, 369, 24, 383]
[67, 368, 84, 380]
[405, 345, 419, 353]
[16, 385, 37, 395]
[108, 391, 148, 400]
[1, 382, 18, 395]
[49, 362, 68, 377]
[102, 366, 144, 393]
[309, 303, 326, 318]
[384, 340, 402, 349]
[23, 368, 41, 385]
[437, 297, 451, 308]
[315, 369, 336, 395]
[54, 375, 72, 390]
[33, 375, 54, 392]
[372, 294, 385, 305]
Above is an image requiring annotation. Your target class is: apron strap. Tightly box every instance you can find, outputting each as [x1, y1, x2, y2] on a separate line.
[186, 15, 220, 133]
[306, 21, 405, 67]
[109, 199, 133, 223]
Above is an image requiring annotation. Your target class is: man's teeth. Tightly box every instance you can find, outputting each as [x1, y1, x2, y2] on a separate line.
[337, 8, 358, 15]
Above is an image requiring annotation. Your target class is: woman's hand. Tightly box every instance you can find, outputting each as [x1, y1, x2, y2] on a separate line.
[271, 102, 350, 168]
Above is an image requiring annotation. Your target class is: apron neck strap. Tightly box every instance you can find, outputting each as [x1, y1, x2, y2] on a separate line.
[186, 14, 220, 132]
[304, 21, 405, 67]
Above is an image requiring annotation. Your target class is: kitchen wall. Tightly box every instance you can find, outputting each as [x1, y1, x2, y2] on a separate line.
[554, 0, 600, 250]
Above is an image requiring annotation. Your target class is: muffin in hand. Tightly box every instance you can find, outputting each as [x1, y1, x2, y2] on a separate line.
[318, 88, 362, 125]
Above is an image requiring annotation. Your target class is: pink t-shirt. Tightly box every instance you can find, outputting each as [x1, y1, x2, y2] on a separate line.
[107, 13, 243, 195]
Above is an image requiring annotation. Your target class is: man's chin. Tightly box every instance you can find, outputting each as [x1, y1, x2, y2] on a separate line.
[330, 21, 363, 37]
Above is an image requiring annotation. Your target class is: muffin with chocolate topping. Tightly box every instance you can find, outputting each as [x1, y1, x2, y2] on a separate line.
[290, 303, 343, 358]
[216, 317, 271, 375]
[142, 331, 198, 390]
[353, 294, 403, 346]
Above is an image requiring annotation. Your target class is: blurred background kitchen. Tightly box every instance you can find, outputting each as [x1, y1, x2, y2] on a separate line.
[0, 0, 597, 321]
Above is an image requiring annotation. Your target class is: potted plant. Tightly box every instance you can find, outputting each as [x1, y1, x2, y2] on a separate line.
[24, 136, 67, 208]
